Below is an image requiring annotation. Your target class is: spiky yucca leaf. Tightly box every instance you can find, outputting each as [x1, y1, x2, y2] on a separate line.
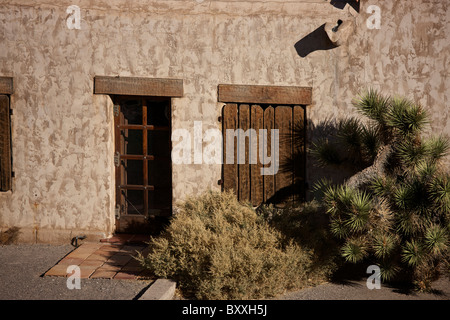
[390, 178, 431, 214]
[379, 260, 400, 282]
[396, 211, 420, 236]
[322, 186, 340, 216]
[345, 191, 372, 232]
[401, 240, 424, 267]
[392, 185, 413, 210]
[336, 185, 356, 206]
[386, 98, 429, 138]
[429, 176, 450, 214]
[395, 139, 427, 167]
[341, 237, 368, 263]
[424, 225, 448, 256]
[424, 135, 450, 162]
[330, 218, 350, 239]
[370, 176, 395, 198]
[311, 178, 333, 200]
[372, 232, 398, 259]
[323, 185, 355, 214]
[353, 89, 390, 125]
[415, 160, 437, 181]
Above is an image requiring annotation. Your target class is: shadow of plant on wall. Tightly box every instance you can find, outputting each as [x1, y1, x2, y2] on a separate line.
[267, 117, 359, 205]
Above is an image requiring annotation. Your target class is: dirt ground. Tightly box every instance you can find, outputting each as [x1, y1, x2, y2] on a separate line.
[0, 244, 449, 300]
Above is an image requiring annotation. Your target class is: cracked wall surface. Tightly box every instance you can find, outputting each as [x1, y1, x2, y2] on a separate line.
[0, 0, 448, 243]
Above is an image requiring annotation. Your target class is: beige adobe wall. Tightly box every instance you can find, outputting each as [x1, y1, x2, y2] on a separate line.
[0, 0, 448, 243]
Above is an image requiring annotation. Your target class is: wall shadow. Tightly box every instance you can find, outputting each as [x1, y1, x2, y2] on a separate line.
[265, 117, 357, 206]
[294, 24, 337, 58]
[268, 120, 307, 204]
[330, 0, 360, 12]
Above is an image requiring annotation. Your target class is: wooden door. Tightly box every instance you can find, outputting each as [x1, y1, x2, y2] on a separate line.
[113, 96, 172, 233]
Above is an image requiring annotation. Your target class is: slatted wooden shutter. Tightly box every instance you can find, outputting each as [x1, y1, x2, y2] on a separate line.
[0, 95, 12, 191]
[222, 103, 305, 206]
[251, 104, 264, 205]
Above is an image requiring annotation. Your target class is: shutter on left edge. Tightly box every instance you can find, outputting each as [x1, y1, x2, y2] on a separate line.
[0, 94, 12, 191]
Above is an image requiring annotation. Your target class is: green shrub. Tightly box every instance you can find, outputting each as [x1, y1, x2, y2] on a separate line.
[137, 191, 318, 300]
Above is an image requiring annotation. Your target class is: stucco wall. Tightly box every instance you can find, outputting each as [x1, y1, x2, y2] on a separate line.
[0, 0, 448, 243]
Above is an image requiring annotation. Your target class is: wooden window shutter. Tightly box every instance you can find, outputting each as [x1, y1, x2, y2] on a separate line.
[222, 103, 306, 206]
[0, 94, 12, 191]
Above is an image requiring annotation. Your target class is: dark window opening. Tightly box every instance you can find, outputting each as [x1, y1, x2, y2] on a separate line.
[0, 94, 12, 192]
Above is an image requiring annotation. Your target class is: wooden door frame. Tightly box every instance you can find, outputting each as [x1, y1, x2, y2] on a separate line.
[93, 76, 183, 233]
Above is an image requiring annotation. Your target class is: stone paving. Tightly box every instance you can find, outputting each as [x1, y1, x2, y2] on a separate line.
[44, 234, 154, 280]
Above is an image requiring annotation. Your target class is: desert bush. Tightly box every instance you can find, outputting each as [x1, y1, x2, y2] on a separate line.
[137, 190, 318, 300]
[260, 200, 339, 281]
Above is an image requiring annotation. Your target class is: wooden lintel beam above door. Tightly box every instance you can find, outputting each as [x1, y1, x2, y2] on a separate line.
[94, 76, 183, 97]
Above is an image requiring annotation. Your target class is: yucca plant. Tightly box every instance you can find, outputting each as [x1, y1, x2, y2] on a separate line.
[311, 89, 450, 291]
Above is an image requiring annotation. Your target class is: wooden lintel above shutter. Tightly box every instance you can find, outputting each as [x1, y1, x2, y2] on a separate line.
[0, 77, 13, 94]
[218, 84, 312, 105]
[94, 76, 183, 97]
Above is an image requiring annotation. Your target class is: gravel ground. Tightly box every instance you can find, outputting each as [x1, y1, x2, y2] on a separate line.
[1, 244, 449, 301]
[0, 244, 151, 300]
[278, 262, 450, 300]
[278, 278, 450, 300]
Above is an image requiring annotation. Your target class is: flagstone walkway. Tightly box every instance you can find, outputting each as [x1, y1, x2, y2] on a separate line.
[44, 234, 154, 280]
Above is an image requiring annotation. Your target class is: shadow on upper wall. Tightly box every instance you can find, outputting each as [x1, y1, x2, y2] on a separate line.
[294, 24, 337, 58]
[330, 0, 360, 12]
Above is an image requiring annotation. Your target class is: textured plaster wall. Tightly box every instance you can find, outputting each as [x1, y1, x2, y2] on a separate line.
[0, 0, 448, 243]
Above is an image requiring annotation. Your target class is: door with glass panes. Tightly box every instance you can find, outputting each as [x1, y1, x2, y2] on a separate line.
[113, 96, 172, 233]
